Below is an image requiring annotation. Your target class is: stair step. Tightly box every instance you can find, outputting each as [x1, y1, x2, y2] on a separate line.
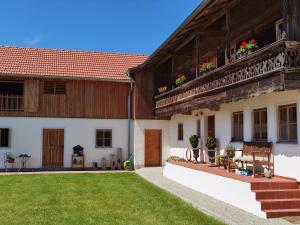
[264, 208, 300, 219]
[255, 189, 300, 200]
[251, 181, 299, 191]
[260, 198, 300, 210]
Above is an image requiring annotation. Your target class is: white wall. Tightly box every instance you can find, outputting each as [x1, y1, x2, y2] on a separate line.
[133, 120, 169, 168]
[167, 90, 300, 181]
[0, 117, 128, 169]
[164, 163, 265, 218]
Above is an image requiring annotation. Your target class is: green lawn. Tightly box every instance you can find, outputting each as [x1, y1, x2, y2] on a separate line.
[0, 173, 225, 225]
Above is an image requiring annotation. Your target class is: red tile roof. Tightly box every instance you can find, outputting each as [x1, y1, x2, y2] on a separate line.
[0, 46, 148, 81]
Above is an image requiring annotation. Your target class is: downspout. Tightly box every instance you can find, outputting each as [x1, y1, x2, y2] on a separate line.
[127, 72, 134, 162]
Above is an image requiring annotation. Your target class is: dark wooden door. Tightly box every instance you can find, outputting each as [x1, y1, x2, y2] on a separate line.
[145, 130, 162, 167]
[43, 129, 64, 167]
[207, 116, 215, 138]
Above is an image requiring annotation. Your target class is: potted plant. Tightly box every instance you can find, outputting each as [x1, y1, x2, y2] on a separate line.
[175, 74, 186, 86]
[123, 160, 132, 171]
[206, 137, 217, 165]
[236, 41, 248, 58]
[158, 86, 167, 94]
[199, 62, 215, 74]
[189, 135, 199, 163]
[246, 39, 258, 53]
[225, 145, 235, 159]
[237, 39, 259, 59]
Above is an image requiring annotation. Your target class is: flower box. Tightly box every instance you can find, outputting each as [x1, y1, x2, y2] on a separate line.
[175, 74, 186, 86]
[237, 39, 258, 59]
[199, 62, 215, 75]
[158, 86, 167, 94]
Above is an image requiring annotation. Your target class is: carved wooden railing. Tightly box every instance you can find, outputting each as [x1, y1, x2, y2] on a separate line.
[155, 40, 300, 109]
[0, 95, 23, 111]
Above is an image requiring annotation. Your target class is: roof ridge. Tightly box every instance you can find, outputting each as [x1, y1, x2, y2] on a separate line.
[0, 45, 148, 57]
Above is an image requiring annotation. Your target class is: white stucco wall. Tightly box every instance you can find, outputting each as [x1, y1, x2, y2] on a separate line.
[168, 90, 300, 181]
[133, 120, 169, 168]
[164, 162, 265, 218]
[0, 117, 128, 169]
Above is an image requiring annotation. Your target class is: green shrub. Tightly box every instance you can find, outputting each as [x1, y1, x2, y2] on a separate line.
[206, 137, 217, 150]
[123, 160, 132, 170]
[189, 135, 199, 148]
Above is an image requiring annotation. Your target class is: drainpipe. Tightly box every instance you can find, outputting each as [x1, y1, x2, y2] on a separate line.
[127, 73, 134, 162]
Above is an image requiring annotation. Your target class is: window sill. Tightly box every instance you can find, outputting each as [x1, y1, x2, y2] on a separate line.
[276, 141, 298, 145]
[95, 146, 113, 149]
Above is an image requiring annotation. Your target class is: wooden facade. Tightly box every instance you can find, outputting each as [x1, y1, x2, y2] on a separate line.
[131, 0, 300, 119]
[0, 78, 130, 119]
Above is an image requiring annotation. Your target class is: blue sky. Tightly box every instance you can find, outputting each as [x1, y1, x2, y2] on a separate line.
[0, 0, 201, 55]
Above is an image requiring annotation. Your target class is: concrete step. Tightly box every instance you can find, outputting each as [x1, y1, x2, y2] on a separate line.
[255, 189, 300, 200]
[260, 198, 300, 210]
[264, 208, 300, 219]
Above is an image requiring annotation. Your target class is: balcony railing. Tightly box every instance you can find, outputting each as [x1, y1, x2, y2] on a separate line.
[0, 95, 23, 111]
[155, 40, 300, 110]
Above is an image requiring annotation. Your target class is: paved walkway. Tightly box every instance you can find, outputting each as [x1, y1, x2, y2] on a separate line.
[136, 167, 295, 225]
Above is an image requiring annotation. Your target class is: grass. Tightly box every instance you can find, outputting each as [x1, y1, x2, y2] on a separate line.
[0, 173, 225, 225]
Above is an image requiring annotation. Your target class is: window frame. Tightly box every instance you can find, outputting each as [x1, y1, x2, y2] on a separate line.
[232, 111, 244, 142]
[278, 103, 298, 143]
[95, 129, 112, 148]
[0, 128, 10, 148]
[44, 81, 66, 95]
[253, 108, 268, 142]
[177, 123, 184, 141]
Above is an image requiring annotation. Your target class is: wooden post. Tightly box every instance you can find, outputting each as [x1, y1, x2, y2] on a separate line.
[195, 36, 200, 78]
[225, 7, 231, 64]
[283, 0, 300, 41]
[171, 56, 175, 88]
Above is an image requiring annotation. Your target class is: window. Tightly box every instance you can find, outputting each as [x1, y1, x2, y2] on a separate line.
[96, 129, 112, 148]
[232, 111, 243, 142]
[253, 108, 268, 141]
[44, 81, 66, 94]
[0, 128, 9, 147]
[178, 123, 183, 141]
[278, 104, 297, 142]
[196, 119, 201, 138]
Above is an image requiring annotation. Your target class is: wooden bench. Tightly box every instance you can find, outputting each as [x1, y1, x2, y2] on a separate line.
[235, 142, 272, 177]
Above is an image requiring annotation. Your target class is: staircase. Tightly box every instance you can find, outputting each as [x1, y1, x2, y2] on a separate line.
[252, 180, 300, 218]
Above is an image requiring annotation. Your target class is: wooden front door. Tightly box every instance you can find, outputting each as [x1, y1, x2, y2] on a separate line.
[43, 129, 64, 167]
[145, 129, 162, 167]
[207, 116, 215, 138]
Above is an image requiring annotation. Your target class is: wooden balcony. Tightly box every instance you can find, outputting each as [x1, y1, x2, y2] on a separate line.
[0, 95, 23, 111]
[155, 40, 300, 118]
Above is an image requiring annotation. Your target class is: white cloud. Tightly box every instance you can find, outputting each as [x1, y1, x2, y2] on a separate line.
[23, 36, 42, 46]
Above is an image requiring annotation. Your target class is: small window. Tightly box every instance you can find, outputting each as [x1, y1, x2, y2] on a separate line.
[96, 129, 112, 148]
[196, 119, 201, 138]
[44, 81, 66, 94]
[232, 111, 244, 142]
[253, 108, 268, 141]
[0, 128, 10, 147]
[278, 104, 297, 142]
[178, 123, 184, 141]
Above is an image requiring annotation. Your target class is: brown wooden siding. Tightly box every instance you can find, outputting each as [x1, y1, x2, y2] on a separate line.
[0, 78, 130, 119]
[132, 71, 155, 120]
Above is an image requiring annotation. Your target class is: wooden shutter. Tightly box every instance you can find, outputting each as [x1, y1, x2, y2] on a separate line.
[24, 80, 39, 112]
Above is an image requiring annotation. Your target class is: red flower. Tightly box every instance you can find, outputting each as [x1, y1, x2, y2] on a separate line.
[241, 42, 247, 47]
[249, 39, 256, 44]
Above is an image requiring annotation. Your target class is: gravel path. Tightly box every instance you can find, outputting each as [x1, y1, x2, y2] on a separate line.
[136, 167, 294, 225]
